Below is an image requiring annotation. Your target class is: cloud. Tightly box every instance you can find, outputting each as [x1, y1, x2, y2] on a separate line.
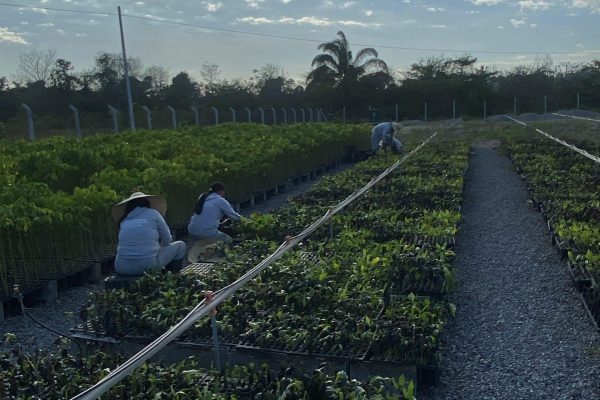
[468, 0, 504, 5]
[237, 15, 379, 28]
[497, 25, 505, 29]
[510, 18, 526, 27]
[518, 0, 551, 11]
[0, 27, 27, 44]
[431, 24, 447, 28]
[529, 22, 538, 27]
[37, 22, 55, 27]
[466, 10, 481, 14]
[134, 1, 145, 6]
[204, 1, 223, 12]
[245, 0, 265, 8]
[576, 43, 584, 47]
[403, 19, 417, 24]
[340, 1, 356, 8]
[426, 7, 445, 12]
[18, 6, 48, 14]
[569, 0, 600, 14]
[365, 10, 373, 16]
[280, 0, 292, 3]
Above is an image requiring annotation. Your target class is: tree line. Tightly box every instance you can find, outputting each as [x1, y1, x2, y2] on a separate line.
[1, 30, 599, 133]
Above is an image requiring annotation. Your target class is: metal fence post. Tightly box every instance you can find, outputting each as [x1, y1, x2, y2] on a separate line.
[301, 108, 306, 122]
[308, 108, 313, 122]
[68, 104, 82, 140]
[281, 108, 287, 124]
[483, 99, 487, 120]
[577, 93, 580, 109]
[342, 106, 346, 123]
[258, 107, 265, 124]
[141, 106, 152, 129]
[190, 106, 200, 126]
[424, 102, 428, 122]
[514, 96, 517, 115]
[211, 107, 219, 125]
[395, 103, 399, 121]
[245, 107, 252, 122]
[21, 103, 35, 140]
[108, 105, 119, 133]
[229, 107, 236, 123]
[167, 106, 177, 129]
[270, 108, 277, 125]
[544, 95, 547, 114]
[452, 100, 456, 120]
[291, 108, 297, 123]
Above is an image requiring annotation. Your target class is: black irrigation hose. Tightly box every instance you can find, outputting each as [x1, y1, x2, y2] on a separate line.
[22, 308, 85, 360]
[12, 287, 85, 360]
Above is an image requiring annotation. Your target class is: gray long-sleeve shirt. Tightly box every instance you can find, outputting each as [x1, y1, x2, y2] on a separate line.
[117, 207, 172, 259]
[371, 122, 395, 152]
[188, 192, 241, 238]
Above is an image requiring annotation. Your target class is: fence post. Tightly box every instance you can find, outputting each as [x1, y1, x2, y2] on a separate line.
[108, 105, 119, 133]
[424, 102, 428, 122]
[577, 93, 580, 109]
[452, 100, 456, 120]
[211, 107, 219, 125]
[227, 107, 236, 123]
[245, 107, 252, 122]
[258, 107, 265, 124]
[270, 108, 277, 125]
[68, 104, 82, 140]
[167, 106, 177, 129]
[291, 108, 297, 123]
[308, 108, 313, 122]
[514, 96, 517, 116]
[21, 103, 35, 140]
[190, 106, 200, 126]
[395, 103, 399, 121]
[301, 108, 306, 122]
[141, 106, 152, 129]
[544, 95, 547, 114]
[281, 108, 287, 124]
[483, 99, 487, 120]
[342, 106, 346, 123]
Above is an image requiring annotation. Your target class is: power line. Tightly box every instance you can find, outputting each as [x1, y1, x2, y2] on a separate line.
[2, 1, 600, 55]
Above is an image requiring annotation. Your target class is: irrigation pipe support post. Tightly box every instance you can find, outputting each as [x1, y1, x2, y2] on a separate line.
[21, 103, 35, 140]
[205, 291, 222, 371]
[68, 104, 82, 140]
[69, 120, 458, 400]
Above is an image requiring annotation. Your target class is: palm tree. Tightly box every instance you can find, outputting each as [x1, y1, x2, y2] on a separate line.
[307, 31, 390, 102]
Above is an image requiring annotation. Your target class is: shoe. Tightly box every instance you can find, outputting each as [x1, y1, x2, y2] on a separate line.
[165, 259, 184, 274]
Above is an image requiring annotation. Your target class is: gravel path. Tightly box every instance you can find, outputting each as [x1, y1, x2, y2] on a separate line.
[0, 163, 351, 354]
[421, 144, 600, 400]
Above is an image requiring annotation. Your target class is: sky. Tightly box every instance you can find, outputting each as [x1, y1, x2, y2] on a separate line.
[0, 0, 599, 84]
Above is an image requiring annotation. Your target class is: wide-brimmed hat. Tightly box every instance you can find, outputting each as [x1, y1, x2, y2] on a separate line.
[392, 122, 404, 132]
[111, 192, 167, 221]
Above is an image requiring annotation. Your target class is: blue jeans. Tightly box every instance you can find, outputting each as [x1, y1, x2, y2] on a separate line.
[115, 241, 187, 276]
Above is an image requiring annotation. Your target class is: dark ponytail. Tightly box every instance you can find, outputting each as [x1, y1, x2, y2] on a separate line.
[193, 182, 226, 215]
[119, 197, 151, 227]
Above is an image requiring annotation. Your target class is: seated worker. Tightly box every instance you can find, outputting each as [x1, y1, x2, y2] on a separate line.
[112, 192, 186, 276]
[188, 182, 241, 243]
[370, 122, 404, 155]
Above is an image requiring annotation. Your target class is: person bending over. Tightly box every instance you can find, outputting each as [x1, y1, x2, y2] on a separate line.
[188, 182, 241, 243]
[370, 121, 404, 155]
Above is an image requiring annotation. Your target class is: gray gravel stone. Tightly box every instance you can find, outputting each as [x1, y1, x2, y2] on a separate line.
[420, 146, 600, 400]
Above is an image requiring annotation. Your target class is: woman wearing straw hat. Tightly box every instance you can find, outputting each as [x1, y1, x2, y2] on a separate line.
[370, 122, 404, 155]
[112, 192, 187, 275]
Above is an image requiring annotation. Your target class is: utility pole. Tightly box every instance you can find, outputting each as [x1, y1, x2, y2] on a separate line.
[118, 6, 135, 131]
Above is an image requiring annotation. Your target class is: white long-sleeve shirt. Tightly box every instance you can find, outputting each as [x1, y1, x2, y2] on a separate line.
[188, 192, 241, 238]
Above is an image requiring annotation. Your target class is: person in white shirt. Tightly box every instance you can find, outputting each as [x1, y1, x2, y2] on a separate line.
[188, 182, 241, 243]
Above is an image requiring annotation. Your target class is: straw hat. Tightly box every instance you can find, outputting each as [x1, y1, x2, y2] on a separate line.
[111, 192, 167, 221]
[392, 122, 404, 133]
